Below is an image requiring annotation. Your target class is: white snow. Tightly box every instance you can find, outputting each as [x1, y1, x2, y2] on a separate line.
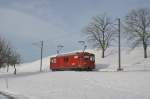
[0, 47, 150, 99]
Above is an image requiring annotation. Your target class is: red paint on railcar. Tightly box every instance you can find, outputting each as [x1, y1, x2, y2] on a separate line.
[50, 52, 95, 71]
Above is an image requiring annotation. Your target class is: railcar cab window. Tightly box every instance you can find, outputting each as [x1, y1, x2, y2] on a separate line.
[84, 56, 90, 60]
[64, 57, 69, 63]
[90, 56, 95, 61]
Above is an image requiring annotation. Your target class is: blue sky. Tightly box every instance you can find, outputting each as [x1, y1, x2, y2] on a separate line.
[0, 0, 150, 62]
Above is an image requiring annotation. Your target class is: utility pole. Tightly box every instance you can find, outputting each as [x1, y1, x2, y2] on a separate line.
[32, 40, 43, 72]
[40, 41, 43, 72]
[117, 18, 123, 71]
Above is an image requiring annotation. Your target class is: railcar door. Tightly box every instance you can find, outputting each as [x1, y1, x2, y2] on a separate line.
[56, 57, 64, 69]
[63, 57, 69, 69]
[78, 55, 83, 67]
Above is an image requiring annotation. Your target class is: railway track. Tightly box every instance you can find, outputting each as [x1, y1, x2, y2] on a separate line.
[0, 92, 15, 99]
[0, 91, 31, 99]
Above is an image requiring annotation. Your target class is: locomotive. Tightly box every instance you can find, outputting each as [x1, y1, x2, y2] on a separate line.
[50, 52, 95, 71]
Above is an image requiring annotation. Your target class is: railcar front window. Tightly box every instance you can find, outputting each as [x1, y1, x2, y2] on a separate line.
[84, 56, 89, 60]
[50, 59, 53, 63]
[90, 56, 95, 61]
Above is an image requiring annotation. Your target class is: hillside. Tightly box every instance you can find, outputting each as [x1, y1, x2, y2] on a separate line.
[14, 47, 150, 73]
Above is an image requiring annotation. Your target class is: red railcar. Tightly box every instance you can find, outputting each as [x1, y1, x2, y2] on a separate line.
[50, 52, 95, 71]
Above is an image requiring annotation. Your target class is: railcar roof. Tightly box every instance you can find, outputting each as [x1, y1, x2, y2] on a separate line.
[55, 52, 94, 57]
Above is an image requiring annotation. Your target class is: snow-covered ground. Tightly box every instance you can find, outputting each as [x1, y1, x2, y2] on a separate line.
[0, 47, 150, 99]
[1, 71, 150, 99]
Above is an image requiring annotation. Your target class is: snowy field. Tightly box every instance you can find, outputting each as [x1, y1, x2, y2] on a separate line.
[0, 47, 150, 99]
[1, 71, 150, 99]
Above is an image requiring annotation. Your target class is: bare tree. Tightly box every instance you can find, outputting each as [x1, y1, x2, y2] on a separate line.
[83, 14, 115, 58]
[0, 36, 21, 72]
[9, 51, 21, 75]
[6, 48, 11, 72]
[125, 8, 150, 58]
[0, 37, 9, 68]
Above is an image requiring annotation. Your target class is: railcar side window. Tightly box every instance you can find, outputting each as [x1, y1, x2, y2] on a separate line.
[51, 58, 56, 63]
[74, 56, 78, 59]
[54, 58, 56, 63]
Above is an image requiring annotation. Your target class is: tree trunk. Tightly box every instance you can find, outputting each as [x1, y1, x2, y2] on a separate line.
[143, 44, 147, 58]
[14, 64, 16, 75]
[7, 64, 9, 72]
[102, 31, 105, 58]
[102, 48, 105, 58]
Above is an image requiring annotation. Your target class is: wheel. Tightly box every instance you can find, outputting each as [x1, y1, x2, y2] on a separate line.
[51, 69, 56, 71]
